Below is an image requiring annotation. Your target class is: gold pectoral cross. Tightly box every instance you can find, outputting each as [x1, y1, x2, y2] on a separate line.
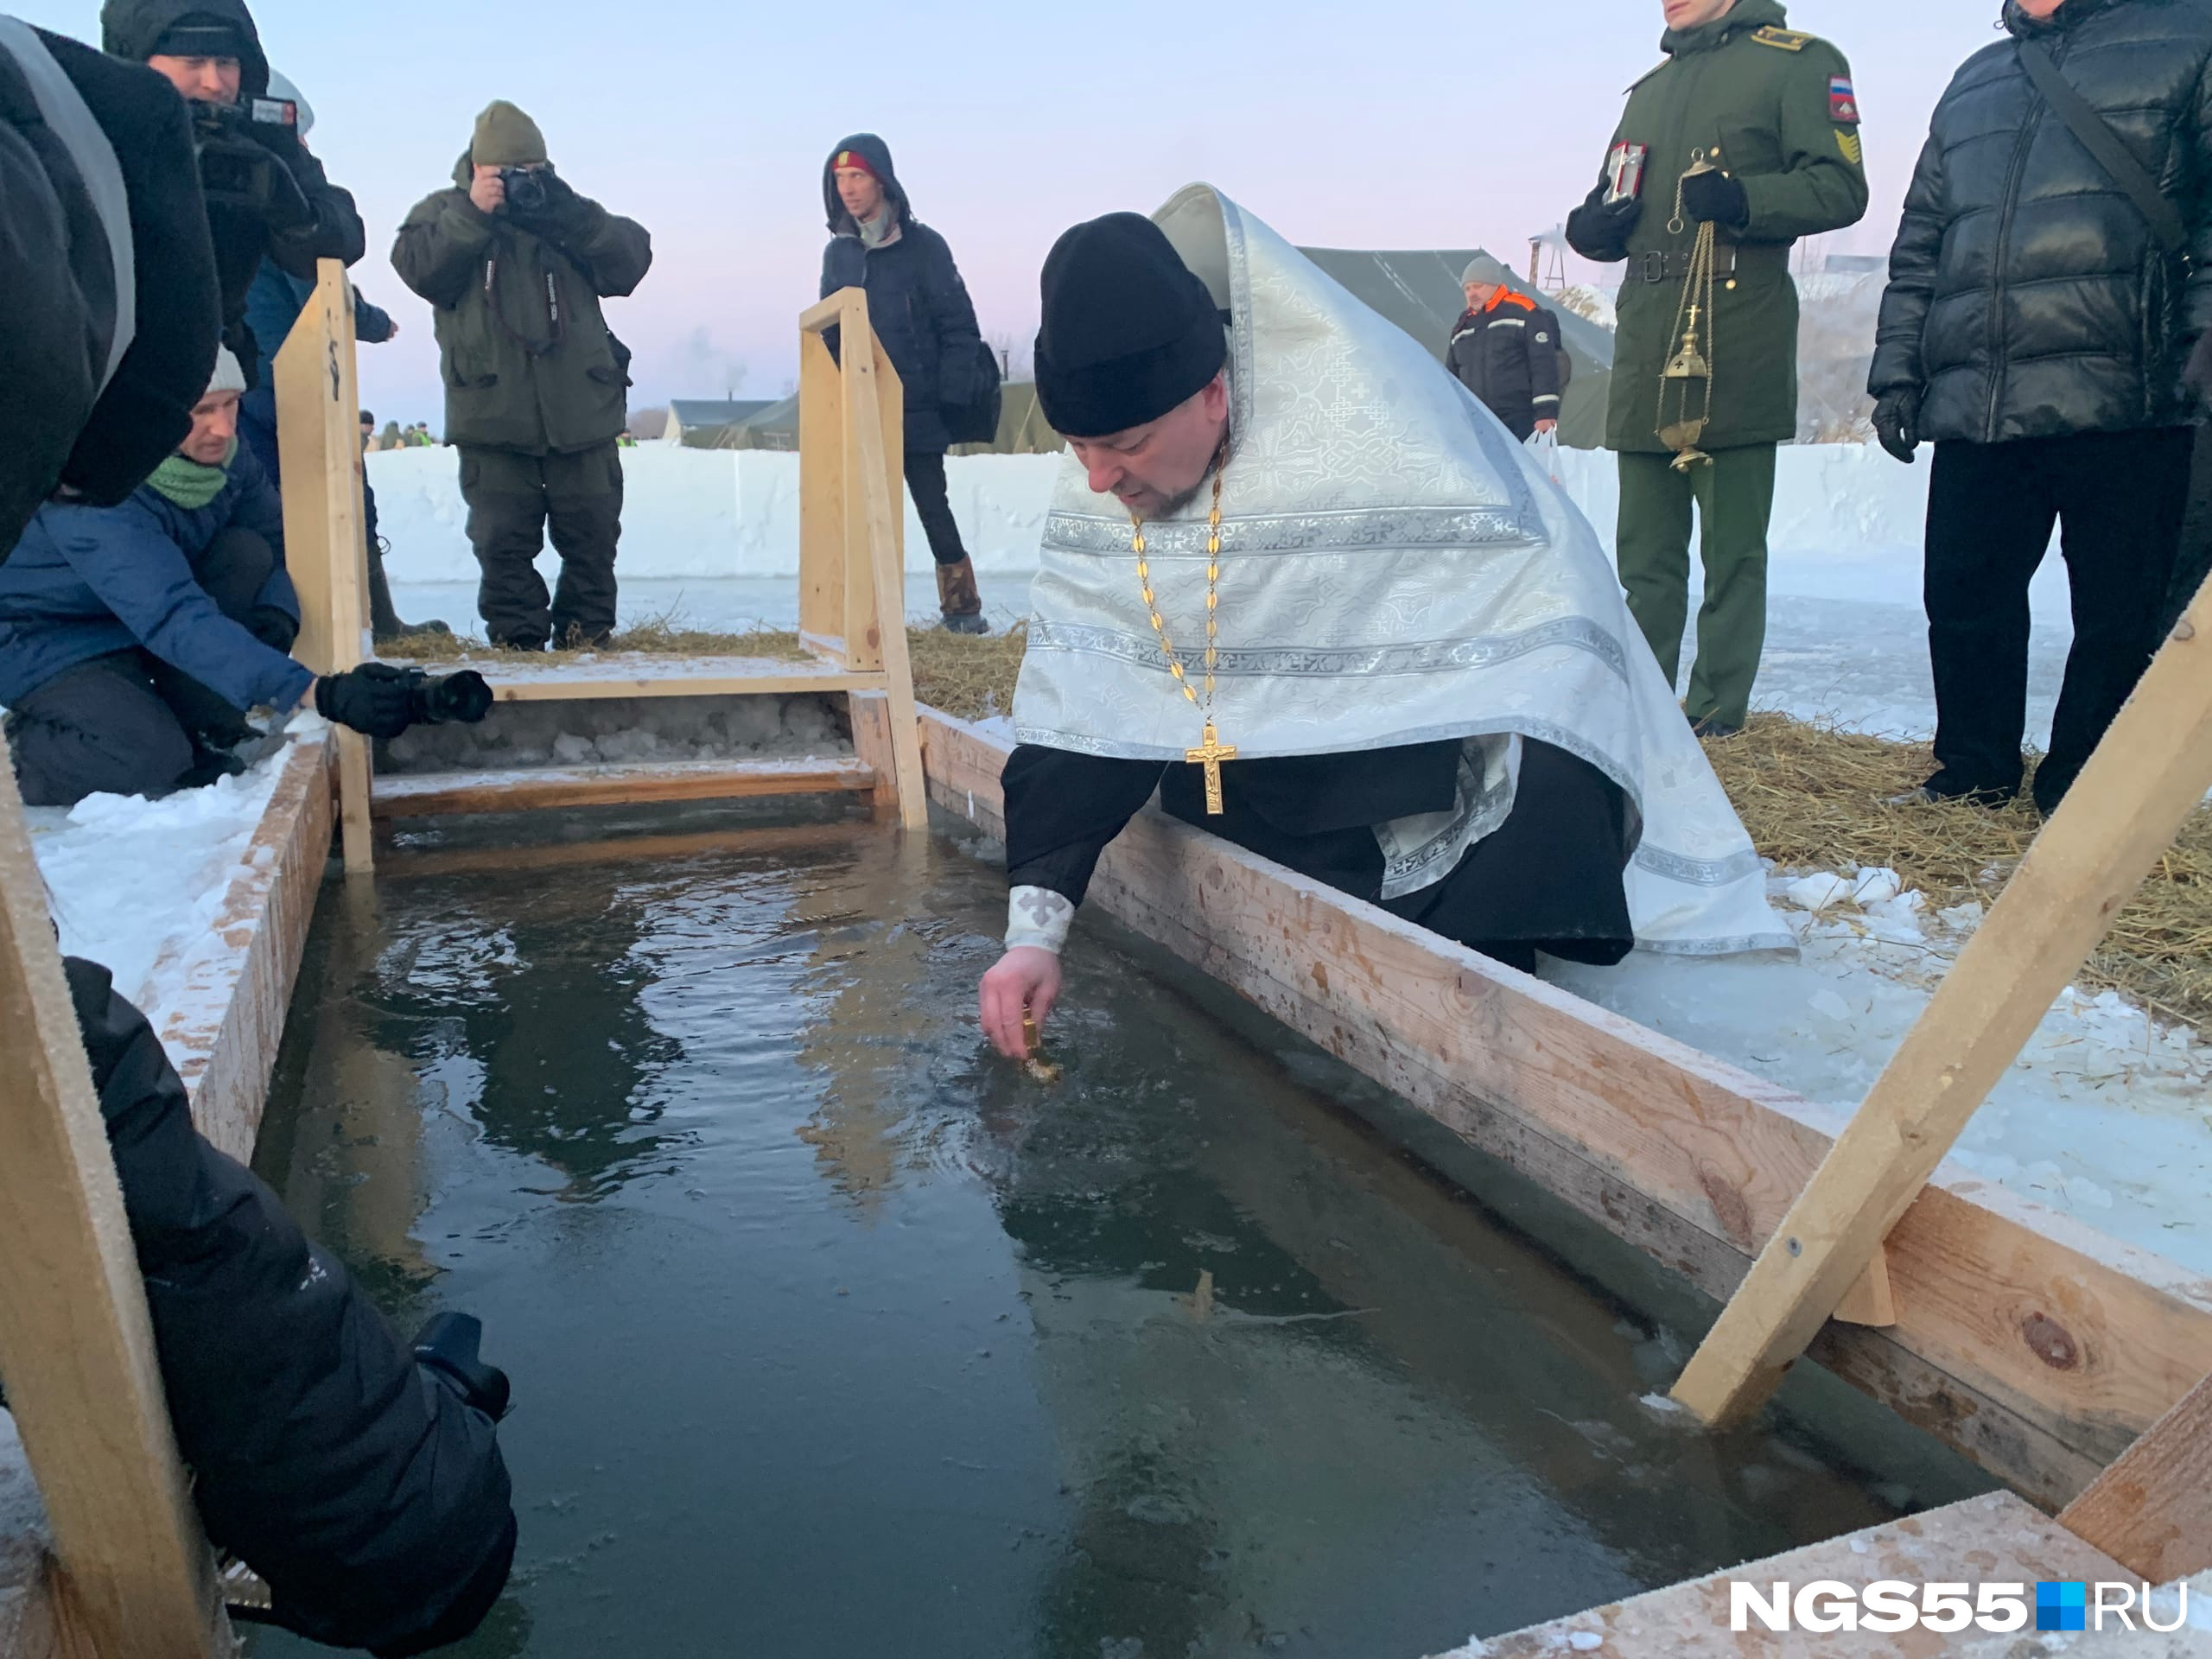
[1185, 721, 1238, 816]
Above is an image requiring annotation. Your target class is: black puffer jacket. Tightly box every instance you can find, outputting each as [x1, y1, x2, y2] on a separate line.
[64, 957, 516, 1656]
[1870, 0, 2212, 443]
[99, 0, 365, 387]
[0, 23, 218, 561]
[818, 134, 983, 454]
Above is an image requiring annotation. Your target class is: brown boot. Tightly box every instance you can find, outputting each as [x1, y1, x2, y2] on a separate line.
[935, 557, 989, 635]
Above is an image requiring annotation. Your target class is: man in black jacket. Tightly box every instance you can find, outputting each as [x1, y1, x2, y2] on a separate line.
[1, 14, 219, 564]
[1870, 0, 2212, 813]
[1444, 255, 1565, 442]
[100, 0, 366, 389]
[822, 136, 992, 635]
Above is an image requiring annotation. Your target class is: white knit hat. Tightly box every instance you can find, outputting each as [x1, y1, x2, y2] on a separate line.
[207, 347, 247, 397]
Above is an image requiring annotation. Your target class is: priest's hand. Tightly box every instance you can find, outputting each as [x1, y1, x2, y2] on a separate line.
[980, 947, 1062, 1061]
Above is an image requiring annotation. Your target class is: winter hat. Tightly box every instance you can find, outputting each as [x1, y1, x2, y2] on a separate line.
[472, 101, 547, 168]
[1461, 255, 1510, 289]
[149, 13, 245, 58]
[206, 346, 246, 397]
[830, 148, 877, 179]
[1033, 213, 1228, 440]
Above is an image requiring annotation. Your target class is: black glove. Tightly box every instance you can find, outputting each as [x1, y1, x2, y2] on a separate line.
[1680, 168, 1750, 229]
[412, 1313, 512, 1423]
[1872, 386, 1922, 465]
[246, 604, 299, 653]
[508, 167, 581, 229]
[315, 662, 416, 739]
[1565, 180, 1642, 262]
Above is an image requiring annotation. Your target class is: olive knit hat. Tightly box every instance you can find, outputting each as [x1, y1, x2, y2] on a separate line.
[472, 100, 547, 168]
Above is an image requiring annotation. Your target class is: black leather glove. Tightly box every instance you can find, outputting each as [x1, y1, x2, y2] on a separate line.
[1565, 180, 1642, 262]
[508, 168, 581, 229]
[1681, 168, 1750, 229]
[1872, 386, 1922, 465]
[315, 662, 416, 739]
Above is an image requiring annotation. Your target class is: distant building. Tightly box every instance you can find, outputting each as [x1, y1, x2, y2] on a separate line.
[665, 399, 776, 448]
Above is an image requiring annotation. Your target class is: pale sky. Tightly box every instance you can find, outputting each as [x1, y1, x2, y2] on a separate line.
[13, 0, 2013, 423]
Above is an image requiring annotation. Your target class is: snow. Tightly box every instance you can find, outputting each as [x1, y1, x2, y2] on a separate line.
[1546, 864, 2212, 1275]
[27, 729, 310, 1025]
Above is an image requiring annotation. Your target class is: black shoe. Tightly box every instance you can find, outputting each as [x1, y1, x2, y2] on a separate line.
[942, 612, 991, 637]
[374, 618, 454, 645]
[489, 633, 547, 653]
[1907, 771, 2018, 810]
[1689, 715, 1744, 741]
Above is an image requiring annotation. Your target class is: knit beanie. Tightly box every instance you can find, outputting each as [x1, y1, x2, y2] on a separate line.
[206, 347, 246, 397]
[1033, 213, 1227, 440]
[472, 101, 547, 168]
[1461, 254, 1510, 289]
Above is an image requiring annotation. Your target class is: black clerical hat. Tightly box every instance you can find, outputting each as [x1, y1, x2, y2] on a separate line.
[1033, 213, 1226, 440]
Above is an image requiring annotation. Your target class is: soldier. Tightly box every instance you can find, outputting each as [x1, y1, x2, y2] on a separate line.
[1567, 0, 1867, 739]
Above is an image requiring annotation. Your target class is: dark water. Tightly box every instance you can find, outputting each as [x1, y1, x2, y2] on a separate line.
[250, 812, 1977, 1659]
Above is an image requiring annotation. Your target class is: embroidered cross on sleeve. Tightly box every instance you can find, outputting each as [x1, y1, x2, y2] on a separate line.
[1007, 886, 1076, 954]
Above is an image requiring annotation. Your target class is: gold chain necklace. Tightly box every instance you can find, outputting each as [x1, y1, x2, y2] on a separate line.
[1130, 461, 1236, 814]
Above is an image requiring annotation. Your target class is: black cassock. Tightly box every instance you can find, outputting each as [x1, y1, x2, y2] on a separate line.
[1002, 737, 1636, 974]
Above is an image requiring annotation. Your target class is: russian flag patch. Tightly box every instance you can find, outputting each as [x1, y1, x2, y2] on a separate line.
[1830, 76, 1859, 125]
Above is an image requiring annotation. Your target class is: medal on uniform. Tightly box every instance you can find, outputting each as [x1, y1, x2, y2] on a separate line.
[1605, 143, 1650, 206]
[1657, 149, 1720, 472]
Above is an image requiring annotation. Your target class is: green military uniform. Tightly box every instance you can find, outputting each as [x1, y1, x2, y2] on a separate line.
[392, 103, 653, 650]
[1579, 0, 1866, 730]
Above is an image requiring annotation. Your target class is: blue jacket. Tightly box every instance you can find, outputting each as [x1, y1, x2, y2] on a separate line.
[818, 135, 982, 454]
[239, 262, 397, 480]
[0, 442, 314, 712]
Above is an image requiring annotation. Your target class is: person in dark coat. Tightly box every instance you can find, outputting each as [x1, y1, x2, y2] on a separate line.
[99, 0, 366, 390]
[1870, 0, 2212, 813]
[1, 16, 220, 565]
[60, 955, 516, 1656]
[1445, 254, 1567, 442]
[394, 101, 652, 650]
[1, 348, 435, 806]
[821, 135, 992, 634]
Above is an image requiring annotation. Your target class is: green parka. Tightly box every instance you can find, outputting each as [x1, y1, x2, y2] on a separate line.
[392, 156, 652, 455]
[1578, 0, 1868, 453]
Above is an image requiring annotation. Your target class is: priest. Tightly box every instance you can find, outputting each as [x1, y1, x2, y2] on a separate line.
[979, 191, 1786, 1060]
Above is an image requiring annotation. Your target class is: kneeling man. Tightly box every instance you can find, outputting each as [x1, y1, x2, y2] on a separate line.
[980, 192, 1785, 1058]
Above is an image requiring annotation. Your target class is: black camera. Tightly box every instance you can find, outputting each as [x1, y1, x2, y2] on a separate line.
[498, 166, 550, 216]
[401, 667, 493, 728]
[189, 96, 306, 222]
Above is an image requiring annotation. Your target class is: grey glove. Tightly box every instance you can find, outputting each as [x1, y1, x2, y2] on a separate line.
[1872, 386, 1921, 465]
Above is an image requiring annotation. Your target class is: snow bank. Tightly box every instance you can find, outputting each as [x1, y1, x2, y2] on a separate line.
[372, 442, 1940, 592]
[1547, 867, 2212, 1276]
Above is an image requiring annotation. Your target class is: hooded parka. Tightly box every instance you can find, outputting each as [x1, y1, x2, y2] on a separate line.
[819, 134, 984, 454]
[394, 147, 653, 455]
[1869, 0, 2212, 444]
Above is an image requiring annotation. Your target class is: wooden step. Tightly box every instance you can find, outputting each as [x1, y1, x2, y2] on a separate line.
[370, 757, 876, 819]
[383, 651, 879, 704]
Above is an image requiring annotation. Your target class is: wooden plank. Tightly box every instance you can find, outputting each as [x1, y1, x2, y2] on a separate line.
[480, 664, 874, 703]
[798, 327, 846, 650]
[2060, 1368, 2212, 1582]
[1460, 1491, 2126, 1658]
[0, 734, 229, 1657]
[845, 691, 902, 821]
[915, 708, 2212, 1509]
[844, 314, 929, 832]
[839, 291, 885, 677]
[1672, 577, 2212, 1429]
[380, 820, 874, 880]
[798, 292, 849, 334]
[372, 757, 876, 819]
[1834, 1247, 1897, 1329]
[273, 258, 372, 876]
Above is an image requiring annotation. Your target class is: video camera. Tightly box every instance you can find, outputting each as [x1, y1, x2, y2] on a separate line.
[399, 667, 494, 728]
[189, 95, 308, 225]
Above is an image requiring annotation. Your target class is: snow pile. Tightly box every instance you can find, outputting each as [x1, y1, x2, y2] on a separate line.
[28, 734, 304, 1019]
[1548, 865, 2212, 1274]
[372, 442, 1944, 588]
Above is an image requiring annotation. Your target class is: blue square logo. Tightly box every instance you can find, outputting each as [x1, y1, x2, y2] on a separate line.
[2037, 1582, 2087, 1632]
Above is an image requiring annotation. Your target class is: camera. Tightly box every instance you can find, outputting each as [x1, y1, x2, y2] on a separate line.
[498, 166, 550, 216]
[401, 668, 493, 727]
[189, 96, 305, 220]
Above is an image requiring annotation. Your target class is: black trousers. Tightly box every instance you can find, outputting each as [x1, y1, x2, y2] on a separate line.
[7, 529, 294, 807]
[459, 442, 623, 648]
[1923, 429, 2190, 812]
[2163, 425, 2212, 639]
[903, 449, 970, 568]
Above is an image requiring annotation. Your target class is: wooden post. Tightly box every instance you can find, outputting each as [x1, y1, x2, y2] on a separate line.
[2059, 1367, 2212, 1582]
[797, 322, 847, 660]
[274, 258, 373, 875]
[1670, 575, 2212, 1427]
[0, 734, 231, 1659]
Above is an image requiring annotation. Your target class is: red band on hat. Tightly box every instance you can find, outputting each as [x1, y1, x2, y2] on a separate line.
[832, 150, 876, 179]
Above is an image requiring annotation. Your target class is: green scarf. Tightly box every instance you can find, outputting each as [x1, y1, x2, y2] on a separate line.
[146, 441, 236, 511]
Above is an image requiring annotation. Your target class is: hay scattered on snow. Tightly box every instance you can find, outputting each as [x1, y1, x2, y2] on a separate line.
[378, 607, 810, 665]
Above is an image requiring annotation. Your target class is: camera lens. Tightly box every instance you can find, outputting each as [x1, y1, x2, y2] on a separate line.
[405, 670, 493, 728]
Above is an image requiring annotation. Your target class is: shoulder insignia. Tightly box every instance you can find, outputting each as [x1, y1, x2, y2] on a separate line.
[1751, 25, 1812, 50]
[1837, 130, 1864, 167]
[1624, 58, 1670, 94]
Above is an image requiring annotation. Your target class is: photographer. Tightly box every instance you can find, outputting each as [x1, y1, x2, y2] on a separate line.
[0, 348, 483, 808]
[2, 14, 219, 563]
[394, 101, 652, 651]
[100, 0, 365, 386]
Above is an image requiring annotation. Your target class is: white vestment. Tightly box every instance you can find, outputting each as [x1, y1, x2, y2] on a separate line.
[1012, 185, 1790, 956]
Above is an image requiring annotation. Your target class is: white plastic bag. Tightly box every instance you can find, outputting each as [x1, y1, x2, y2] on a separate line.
[1523, 426, 1563, 485]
